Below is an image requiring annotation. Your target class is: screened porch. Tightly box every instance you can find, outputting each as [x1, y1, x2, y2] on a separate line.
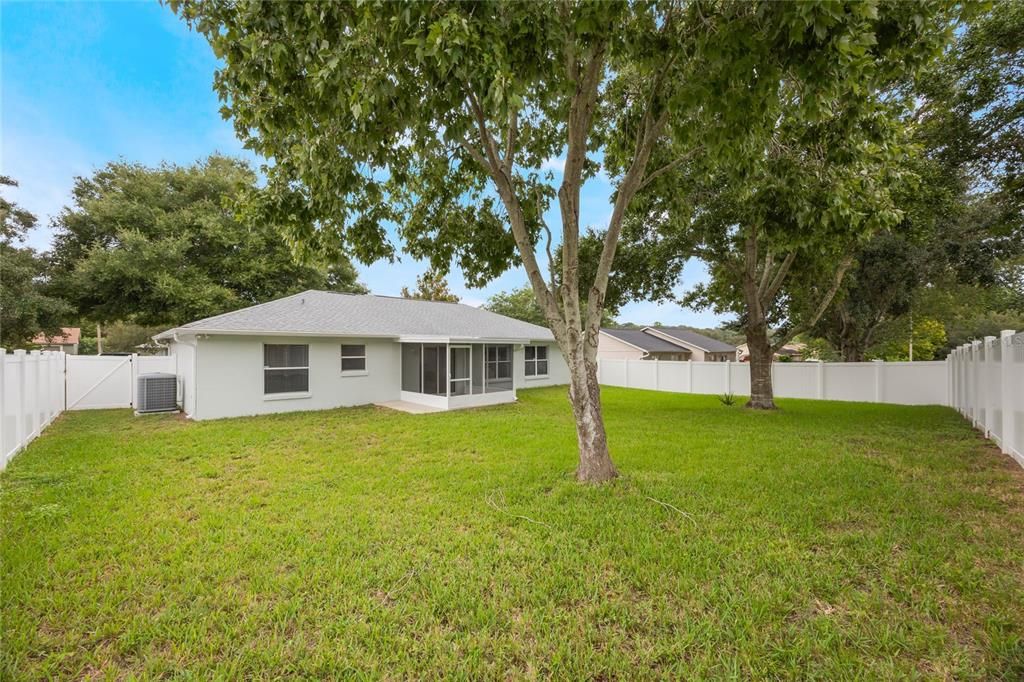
[400, 342, 516, 409]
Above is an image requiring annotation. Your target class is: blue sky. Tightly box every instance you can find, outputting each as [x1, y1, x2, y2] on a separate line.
[1, 1, 723, 327]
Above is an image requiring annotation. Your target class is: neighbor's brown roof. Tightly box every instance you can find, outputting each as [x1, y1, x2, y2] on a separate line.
[32, 327, 81, 345]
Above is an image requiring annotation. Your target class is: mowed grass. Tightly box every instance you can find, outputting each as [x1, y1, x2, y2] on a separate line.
[2, 387, 1023, 679]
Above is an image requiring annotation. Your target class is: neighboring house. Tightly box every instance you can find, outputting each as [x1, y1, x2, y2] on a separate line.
[154, 290, 567, 420]
[31, 327, 81, 354]
[736, 342, 808, 362]
[598, 327, 738, 362]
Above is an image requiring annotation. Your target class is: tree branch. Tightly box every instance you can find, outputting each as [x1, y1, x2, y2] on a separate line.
[465, 88, 506, 179]
[772, 255, 854, 353]
[504, 108, 519, 170]
[635, 146, 701, 193]
[460, 85, 564, 339]
[585, 109, 669, 347]
[743, 232, 766, 326]
[757, 247, 773, 298]
[457, 139, 490, 172]
[763, 251, 796, 304]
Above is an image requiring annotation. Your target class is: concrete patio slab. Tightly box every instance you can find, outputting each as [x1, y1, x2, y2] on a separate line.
[374, 400, 445, 414]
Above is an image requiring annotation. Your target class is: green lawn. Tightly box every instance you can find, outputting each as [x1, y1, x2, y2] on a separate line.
[2, 387, 1023, 679]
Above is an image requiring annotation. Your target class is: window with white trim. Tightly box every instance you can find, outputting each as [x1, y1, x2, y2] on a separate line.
[341, 344, 367, 373]
[264, 344, 309, 394]
[524, 345, 548, 377]
[485, 345, 512, 383]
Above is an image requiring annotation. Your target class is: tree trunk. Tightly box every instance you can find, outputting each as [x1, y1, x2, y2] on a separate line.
[567, 350, 617, 483]
[746, 324, 776, 410]
[841, 343, 864, 362]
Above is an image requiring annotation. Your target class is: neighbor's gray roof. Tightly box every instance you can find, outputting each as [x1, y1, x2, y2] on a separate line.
[155, 290, 555, 341]
[601, 328, 690, 353]
[644, 327, 737, 353]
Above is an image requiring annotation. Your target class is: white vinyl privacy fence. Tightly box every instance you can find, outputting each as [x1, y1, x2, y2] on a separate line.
[598, 358, 948, 405]
[1, 350, 175, 469]
[1, 351, 65, 470]
[949, 330, 1024, 468]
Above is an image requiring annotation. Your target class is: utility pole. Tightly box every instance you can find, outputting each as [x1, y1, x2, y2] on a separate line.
[96, 322, 103, 355]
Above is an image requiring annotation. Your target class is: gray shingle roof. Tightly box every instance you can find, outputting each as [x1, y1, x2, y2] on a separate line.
[155, 290, 555, 341]
[644, 327, 737, 353]
[601, 328, 690, 353]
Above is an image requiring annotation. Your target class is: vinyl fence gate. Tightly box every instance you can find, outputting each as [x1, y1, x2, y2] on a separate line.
[2, 351, 176, 468]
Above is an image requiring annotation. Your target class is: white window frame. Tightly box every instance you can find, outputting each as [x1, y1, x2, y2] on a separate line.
[263, 343, 311, 399]
[524, 344, 549, 379]
[340, 344, 368, 376]
[485, 344, 512, 390]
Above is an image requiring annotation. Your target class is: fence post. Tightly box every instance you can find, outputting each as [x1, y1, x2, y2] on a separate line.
[597, 358, 603, 384]
[1001, 330, 1015, 455]
[130, 353, 139, 408]
[0, 348, 5, 466]
[52, 352, 61, 417]
[30, 351, 42, 439]
[60, 351, 67, 412]
[624, 358, 630, 388]
[724, 359, 731, 395]
[950, 348, 958, 411]
[816, 361, 824, 400]
[14, 350, 26, 454]
[946, 354, 952, 408]
[948, 350, 955, 410]
[654, 358, 660, 391]
[971, 340, 981, 426]
[955, 347, 962, 414]
[983, 336, 997, 437]
[955, 346, 961, 414]
[41, 352, 50, 427]
[873, 359, 883, 403]
[964, 343, 972, 418]
[687, 359, 693, 393]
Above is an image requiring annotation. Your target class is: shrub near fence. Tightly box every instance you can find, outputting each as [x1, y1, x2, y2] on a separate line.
[949, 330, 1024, 468]
[1, 350, 66, 468]
[597, 357, 948, 406]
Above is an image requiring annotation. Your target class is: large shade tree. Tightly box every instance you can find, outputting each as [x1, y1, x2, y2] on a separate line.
[49, 155, 366, 328]
[817, 1, 1024, 359]
[678, 107, 915, 408]
[614, 3, 964, 408]
[175, 0, 958, 480]
[1, 177, 74, 348]
[484, 286, 548, 327]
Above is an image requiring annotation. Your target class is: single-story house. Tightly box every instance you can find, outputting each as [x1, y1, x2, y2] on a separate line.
[737, 342, 808, 362]
[31, 327, 81, 354]
[153, 290, 567, 420]
[598, 327, 737, 362]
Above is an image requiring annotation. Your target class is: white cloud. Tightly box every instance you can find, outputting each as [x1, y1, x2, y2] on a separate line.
[1, 120, 94, 251]
[540, 157, 565, 172]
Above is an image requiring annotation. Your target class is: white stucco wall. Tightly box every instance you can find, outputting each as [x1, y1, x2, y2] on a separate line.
[169, 338, 197, 417]
[170, 335, 568, 421]
[515, 341, 570, 389]
[190, 335, 401, 420]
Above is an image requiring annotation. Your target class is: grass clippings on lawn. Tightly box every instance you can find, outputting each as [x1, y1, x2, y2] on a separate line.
[2, 387, 1023, 679]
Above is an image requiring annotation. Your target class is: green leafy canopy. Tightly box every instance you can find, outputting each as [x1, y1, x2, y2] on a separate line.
[48, 155, 367, 327]
[171, 0, 958, 293]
